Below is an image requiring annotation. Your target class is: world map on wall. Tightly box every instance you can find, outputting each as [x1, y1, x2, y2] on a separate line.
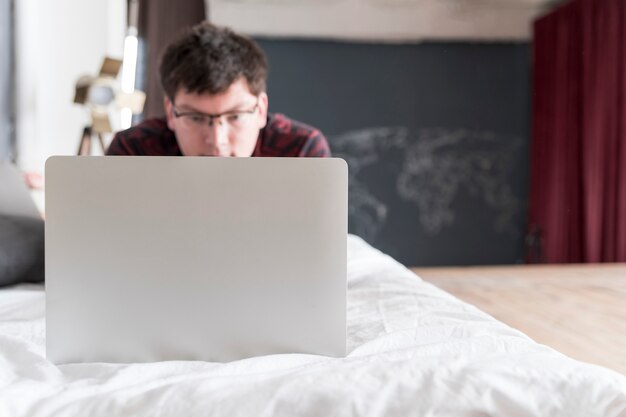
[329, 127, 523, 242]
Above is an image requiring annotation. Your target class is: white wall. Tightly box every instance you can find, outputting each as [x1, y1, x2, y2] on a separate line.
[15, 0, 126, 172]
[0, 0, 13, 161]
[207, 0, 552, 42]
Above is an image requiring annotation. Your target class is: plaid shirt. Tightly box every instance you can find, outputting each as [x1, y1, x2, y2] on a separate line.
[106, 113, 331, 157]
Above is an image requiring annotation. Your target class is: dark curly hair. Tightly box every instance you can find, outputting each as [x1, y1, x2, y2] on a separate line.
[159, 22, 268, 100]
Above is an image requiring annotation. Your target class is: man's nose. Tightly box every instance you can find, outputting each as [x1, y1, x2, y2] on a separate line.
[204, 118, 229, 152]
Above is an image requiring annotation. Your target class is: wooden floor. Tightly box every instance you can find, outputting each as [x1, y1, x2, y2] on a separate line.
[411, 264, 626, 375]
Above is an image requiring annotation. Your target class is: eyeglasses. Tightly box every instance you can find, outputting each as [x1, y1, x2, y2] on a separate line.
[172, 99, 259, 130]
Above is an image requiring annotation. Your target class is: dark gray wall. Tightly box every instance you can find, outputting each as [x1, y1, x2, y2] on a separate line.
[257, 39, 530, 266]
[0, 0, 14, 161]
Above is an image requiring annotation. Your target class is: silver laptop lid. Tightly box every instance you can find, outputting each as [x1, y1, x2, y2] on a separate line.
[45, 156, 347, 363]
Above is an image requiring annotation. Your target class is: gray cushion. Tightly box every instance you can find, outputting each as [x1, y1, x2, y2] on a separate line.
[0, 214, 45, 286]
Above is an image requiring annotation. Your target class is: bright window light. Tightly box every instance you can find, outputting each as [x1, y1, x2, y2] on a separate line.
[120, 107, 133, 130]
[121, 35, 138, 94]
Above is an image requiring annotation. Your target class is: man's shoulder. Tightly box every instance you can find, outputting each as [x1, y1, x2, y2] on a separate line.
[115, 118, 170, 140]
[265, 113, 320, 137]
[259, 113, 330, 157]
[107, 118, 180, 156]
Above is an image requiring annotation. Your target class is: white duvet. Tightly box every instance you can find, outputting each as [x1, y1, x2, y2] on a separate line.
[0, 235, 625, 416]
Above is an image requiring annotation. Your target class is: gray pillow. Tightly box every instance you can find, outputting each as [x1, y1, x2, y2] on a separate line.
[0, 214, 45, 286]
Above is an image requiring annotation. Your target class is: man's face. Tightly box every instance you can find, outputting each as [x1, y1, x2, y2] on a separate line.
[164, 78, 268, 157]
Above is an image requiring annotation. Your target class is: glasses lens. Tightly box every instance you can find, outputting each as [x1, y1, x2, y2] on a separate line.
[225, 112, 252, 128]
[179, 114, 208, 129]
[175, 101, 258, 130]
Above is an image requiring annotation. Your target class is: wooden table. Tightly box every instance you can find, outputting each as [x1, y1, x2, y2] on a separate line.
[411, 264, 626, 375]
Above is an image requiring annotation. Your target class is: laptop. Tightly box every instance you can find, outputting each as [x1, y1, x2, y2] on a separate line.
[45, 156, 347, 364]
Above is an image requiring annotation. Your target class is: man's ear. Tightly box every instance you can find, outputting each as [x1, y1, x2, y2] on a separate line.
[257, 92, 269, 129]
[164, 96, 176, 131]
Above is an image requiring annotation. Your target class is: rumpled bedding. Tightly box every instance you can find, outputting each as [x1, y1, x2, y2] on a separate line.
[0, 234, 625, 416]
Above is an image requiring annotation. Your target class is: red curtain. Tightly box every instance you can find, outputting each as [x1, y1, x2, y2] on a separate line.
[529, 0, 626, 263]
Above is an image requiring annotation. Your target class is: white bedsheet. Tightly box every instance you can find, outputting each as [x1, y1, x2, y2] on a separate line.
[0, 235, 625, 416]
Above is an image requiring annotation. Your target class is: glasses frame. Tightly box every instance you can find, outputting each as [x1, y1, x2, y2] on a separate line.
[172, 98, 260, 128]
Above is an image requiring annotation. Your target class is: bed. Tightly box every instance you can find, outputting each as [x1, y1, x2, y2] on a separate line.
[1, 234, 625, 416]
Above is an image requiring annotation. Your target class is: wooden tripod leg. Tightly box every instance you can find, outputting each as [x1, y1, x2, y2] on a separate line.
[97, 133, 107, 155]
[77, 126, 92, 156]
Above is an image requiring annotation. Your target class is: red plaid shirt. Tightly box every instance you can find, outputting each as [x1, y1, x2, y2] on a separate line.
[106, 113, 331, 157]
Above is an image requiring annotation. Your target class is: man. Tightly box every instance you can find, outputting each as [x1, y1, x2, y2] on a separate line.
[107, 22, 330, 158]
